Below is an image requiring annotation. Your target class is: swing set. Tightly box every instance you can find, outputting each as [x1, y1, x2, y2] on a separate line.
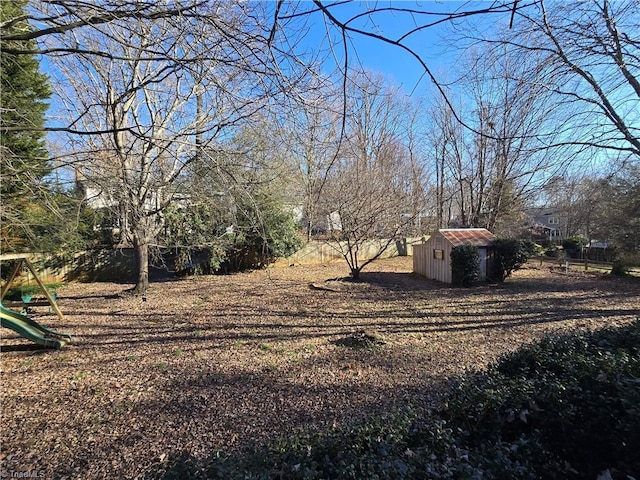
[1, 253, 64, 318]
[1, 253, 72, 348]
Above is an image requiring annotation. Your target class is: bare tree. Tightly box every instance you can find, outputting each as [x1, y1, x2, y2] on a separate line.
[2, 0, 533, 277]
[320, 73, 426, 279]
[468, 45, 560, 233]
[425, 93, 468, 229]
[424, 42, 561, 235]
[2, 1, 529, 136]
[282, 82, 345, 242]
[50, 2, 307, 294]
[478, 0, 640, 161]
[0, 1, 207, 53]
[284, 1, 530, 124]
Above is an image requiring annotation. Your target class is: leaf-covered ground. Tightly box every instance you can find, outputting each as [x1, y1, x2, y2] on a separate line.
[1, 257, 639, 479]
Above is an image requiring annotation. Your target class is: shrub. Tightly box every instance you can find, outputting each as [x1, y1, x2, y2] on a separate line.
[544, 246, 559, 257]
[217, 209, 302, 273]
[610, 259, 629, 277]
[492, 239, 536, 282]
[562, 236, 587, 258]
[165, 201, 303, 275]
[451, 244, 479, 287]
[444, 320, 640, 478]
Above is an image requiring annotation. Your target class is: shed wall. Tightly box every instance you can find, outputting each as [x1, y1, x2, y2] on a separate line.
[413, 234, 453, 283]
[412, 243, 428, 276]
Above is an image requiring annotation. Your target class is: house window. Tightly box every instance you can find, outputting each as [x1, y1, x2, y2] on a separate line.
[548, 217, 560, 225]
[434, 249, 444, 260]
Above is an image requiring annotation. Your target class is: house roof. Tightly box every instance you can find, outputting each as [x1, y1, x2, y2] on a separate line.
[438, 228, 496, 247]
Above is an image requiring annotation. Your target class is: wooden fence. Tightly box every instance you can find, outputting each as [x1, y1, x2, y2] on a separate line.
[273, 237, 424, 266]
[1, 237, 426, 284]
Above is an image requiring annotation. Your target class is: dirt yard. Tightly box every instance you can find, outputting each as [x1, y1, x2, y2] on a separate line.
[2, 257, 639, 479]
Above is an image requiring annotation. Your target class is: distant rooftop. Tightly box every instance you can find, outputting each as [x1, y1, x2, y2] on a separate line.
[438, 228, 497, 247]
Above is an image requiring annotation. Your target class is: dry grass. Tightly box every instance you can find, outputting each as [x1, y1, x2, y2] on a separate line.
[1, 257, 639, 479]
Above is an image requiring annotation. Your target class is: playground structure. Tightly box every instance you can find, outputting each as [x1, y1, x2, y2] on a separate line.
[1, 253, 72, 349]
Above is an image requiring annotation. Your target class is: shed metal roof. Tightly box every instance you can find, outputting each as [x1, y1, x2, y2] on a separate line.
[438, 228, 496, 247]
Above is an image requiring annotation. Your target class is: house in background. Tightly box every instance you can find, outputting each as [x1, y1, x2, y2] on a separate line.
[525, 208, 566, 241]
[413, 228, 497, 284]
[75, 169, 196, 247]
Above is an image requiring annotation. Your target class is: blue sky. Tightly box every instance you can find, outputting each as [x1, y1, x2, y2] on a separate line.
[294, 1, 514, 96]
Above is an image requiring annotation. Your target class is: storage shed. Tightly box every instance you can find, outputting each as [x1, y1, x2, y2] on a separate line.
[413, 228, 497, 284]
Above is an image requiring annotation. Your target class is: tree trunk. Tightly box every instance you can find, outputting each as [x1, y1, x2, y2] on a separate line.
[437, 154, 445, 228]
[133, 236, 149, 296]
[351, 267, 361, 280]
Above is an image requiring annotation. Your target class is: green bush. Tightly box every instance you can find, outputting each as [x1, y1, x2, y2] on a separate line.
[610, 259, 629, 277]
[562, 236, 587, 258]
[217, 209, 302, 273]
[451, 244, 479, 287]
[444, 320, 640, 478]
[165, 199, 303, 275]
[492, 239, 536, 282]
[544, 246, 560, 257]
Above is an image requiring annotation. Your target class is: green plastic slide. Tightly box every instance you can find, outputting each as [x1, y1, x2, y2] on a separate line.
[0, 302, 72, 349]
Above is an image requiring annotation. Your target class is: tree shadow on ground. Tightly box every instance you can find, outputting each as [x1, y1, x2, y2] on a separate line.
[5, 261, 640, 480]
[0, 343, 54, 353]
[327, 271, 434, 292]
[135, 369, 448, 480]
[350, 268, 639, 298]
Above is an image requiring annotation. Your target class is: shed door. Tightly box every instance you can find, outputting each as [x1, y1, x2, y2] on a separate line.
[478, 248, 487, 280]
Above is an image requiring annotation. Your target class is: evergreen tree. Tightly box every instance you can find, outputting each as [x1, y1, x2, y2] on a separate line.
[1, 0, 52, 252]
